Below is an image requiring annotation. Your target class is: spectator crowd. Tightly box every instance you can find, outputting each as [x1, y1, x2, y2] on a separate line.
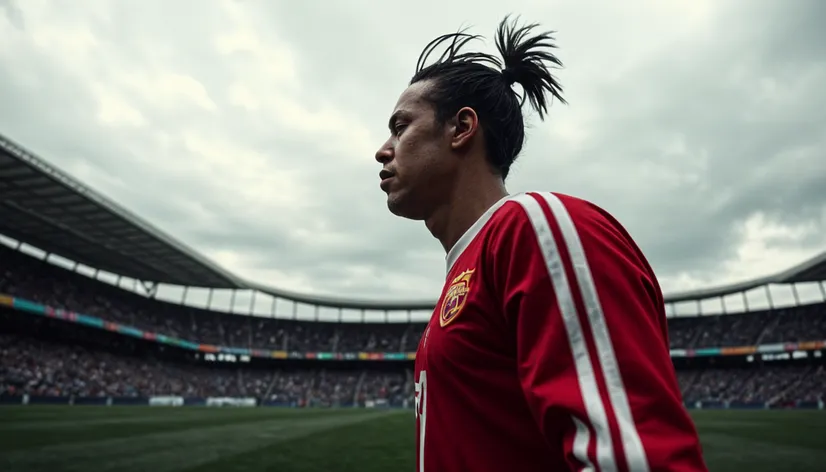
[0, 332, 409, 407]
[1, 245, 824, 405]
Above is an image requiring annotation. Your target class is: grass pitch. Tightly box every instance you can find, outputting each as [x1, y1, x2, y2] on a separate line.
[1, 406, 824, 471]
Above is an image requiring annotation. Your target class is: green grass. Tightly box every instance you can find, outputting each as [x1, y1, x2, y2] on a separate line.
[1, 406, 824, 471]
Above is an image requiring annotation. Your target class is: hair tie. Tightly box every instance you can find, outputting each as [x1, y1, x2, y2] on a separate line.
[501, 67, 517, 85]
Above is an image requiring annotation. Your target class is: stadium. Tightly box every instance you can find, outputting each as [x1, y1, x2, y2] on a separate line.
[1, 131, 824, 471]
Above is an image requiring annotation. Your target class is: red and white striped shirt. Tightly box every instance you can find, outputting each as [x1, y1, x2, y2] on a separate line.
[414, 191, 707, 472]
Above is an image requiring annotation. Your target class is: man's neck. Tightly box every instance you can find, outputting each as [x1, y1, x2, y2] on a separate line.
[425, 175, 507, 253]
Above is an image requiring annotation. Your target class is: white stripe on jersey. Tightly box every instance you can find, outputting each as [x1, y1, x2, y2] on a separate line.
[537, 192, 650, 472]
[572, 416, 596, 472]
[513, 193, 618, 472]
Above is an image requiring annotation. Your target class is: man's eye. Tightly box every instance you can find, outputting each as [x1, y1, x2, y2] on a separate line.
[395, 124, 408, 135]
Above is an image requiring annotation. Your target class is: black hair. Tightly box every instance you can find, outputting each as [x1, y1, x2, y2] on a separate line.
[411, 15, 566, 179]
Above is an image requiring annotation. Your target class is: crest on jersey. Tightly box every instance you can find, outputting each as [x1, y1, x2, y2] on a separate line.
[440, 269, 475, 327]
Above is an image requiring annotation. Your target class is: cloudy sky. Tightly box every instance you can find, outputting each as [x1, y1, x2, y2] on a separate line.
[1, 0, 824, 318]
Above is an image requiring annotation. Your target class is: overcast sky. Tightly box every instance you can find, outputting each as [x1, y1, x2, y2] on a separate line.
[1, 0, 824, 318]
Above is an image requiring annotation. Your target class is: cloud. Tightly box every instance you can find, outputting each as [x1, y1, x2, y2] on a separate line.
[0, 0, 824, 316]
[0, 0, 24, 30]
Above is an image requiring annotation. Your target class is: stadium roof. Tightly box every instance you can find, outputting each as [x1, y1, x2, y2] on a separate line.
[0, 134, 242, 289]
[1, 132, 824, 310]
[664, 252, 826, 303]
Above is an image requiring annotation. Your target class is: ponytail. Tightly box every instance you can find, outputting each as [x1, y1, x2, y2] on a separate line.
[496, 15, 567, 120]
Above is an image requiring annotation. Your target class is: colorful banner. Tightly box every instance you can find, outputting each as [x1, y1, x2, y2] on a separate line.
[4, 293, 825, 361]
[758, 343, 786, 353]
[668, 340, 826, 358]
[721, 346, 757, 356]
[798, 341, 826, 350]
[383, 353, 408, 360]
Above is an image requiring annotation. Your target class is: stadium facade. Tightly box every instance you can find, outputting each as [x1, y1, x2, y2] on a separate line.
[1, 133, 824, 410]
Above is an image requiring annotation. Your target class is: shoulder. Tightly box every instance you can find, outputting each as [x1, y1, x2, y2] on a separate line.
[484, 192, 659, 303]
[486, 192, 645, 267]
[487, 192, 617, 243]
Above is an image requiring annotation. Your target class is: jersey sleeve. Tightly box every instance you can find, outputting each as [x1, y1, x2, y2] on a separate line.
[488, 192, 707, 472]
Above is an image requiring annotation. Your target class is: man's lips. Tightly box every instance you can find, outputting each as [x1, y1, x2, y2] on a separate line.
[379, 170, 395, 191]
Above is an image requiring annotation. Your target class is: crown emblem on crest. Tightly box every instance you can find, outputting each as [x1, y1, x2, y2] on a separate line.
[439, 269, 475, 327]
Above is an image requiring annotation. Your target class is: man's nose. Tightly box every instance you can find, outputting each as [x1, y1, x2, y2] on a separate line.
[375, 143, 393, 164]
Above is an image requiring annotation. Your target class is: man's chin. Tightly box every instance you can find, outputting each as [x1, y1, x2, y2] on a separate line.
[386, 195, 426, 221]
[386, 198, 406, 217]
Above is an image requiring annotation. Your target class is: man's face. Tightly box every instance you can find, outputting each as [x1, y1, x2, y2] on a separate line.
[375, 81, 458, 220]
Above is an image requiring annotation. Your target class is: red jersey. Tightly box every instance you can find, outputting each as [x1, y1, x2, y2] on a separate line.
[414, 191, 707, 472]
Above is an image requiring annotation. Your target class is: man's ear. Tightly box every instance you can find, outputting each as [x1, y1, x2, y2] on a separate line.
[450, 107, 479, 150]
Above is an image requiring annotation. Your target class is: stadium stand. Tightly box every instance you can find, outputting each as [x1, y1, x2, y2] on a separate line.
[2, 244, 825, 408]
[0, 133, 825, 410]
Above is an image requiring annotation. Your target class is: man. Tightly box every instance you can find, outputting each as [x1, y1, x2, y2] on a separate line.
[375, 16, 708, 472]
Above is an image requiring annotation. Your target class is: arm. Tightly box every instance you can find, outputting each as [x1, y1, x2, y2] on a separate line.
[490, 192, 707, 472]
